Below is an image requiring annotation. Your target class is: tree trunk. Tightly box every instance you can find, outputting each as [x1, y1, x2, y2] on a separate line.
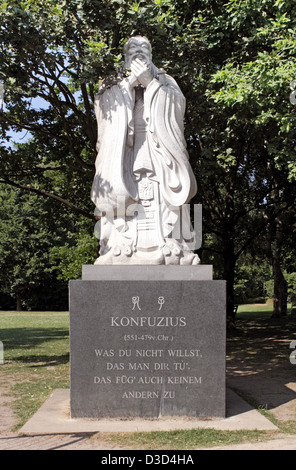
[223, 181, 236, 329]
[272, 262, 287, 316]
[223, 242, 236, 329]
[272, 215, 287, 317]
[16, 291, 22, 312]
[265, 163, 288, 317]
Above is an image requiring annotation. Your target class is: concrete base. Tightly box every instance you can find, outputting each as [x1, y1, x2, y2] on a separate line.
[82, 264, 213, 281]
[19, 388, 278, 435]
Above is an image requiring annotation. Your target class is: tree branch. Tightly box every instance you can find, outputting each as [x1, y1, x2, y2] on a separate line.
[234, 201, 292, 260]
[0, 178, 96, 221]
[0, 110, 68, 141]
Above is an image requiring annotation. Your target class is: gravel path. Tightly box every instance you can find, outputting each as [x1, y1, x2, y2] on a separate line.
[0, 387, 126, 450]
[1, 384, 296, 451]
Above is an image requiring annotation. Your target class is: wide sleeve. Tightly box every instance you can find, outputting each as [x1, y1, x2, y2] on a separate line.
[144, 76, 197, 207]
[91, 84, 137, 209]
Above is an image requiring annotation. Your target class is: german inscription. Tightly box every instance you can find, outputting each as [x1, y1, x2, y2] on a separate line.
[91, 296, 203, 401]
[70, 280, 226, 418]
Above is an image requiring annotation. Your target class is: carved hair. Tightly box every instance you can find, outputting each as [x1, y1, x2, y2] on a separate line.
[123, 36, 152, 56]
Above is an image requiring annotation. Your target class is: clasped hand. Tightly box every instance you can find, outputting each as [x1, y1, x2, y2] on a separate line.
[129, 58, 153, 88]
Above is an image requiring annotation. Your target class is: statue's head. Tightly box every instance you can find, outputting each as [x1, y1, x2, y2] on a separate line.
[123, 36, 152, 69]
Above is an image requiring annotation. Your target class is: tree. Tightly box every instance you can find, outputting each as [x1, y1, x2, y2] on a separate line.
[0, 0, 295, 324]
[0, 184, 95, 310]
[234, 254, 272, 304]
[184, 0, 296, 322]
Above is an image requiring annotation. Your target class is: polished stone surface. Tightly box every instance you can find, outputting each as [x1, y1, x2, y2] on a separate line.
[70, 276, 226, 419]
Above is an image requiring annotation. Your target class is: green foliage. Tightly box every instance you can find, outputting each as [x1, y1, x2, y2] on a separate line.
[264, 272, 296, 304]
[0, 185, 93, 310]
[0, 0, 295, 315]
[0, 186, 57, 307]
[234, 256, 272, 303]
[49, 231, 97, 280]
[286, 273, 296, 304]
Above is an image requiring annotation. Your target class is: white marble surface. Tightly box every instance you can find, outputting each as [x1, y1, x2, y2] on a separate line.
[91, 36, 199, 265]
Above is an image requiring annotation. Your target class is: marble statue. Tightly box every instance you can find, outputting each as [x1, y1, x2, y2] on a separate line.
[91, 36, 199, 265]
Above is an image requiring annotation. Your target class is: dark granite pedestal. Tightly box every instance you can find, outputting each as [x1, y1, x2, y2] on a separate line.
[69, 265, 226, 419]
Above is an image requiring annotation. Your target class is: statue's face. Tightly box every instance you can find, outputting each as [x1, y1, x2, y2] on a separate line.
[124, 37, 152, 69]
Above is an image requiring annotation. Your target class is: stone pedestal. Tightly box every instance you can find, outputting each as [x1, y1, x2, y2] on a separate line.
[69, 265, 226, 419]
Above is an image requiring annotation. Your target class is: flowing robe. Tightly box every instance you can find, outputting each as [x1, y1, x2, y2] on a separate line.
[91, 70, 198, 264]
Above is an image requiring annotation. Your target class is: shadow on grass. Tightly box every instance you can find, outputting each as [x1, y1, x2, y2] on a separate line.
[15, 353, 70, 367]
[0, 327, 68, 349]
[0, 327, 69, 366]
[227, 315, 296, 361]
[227, 314, 296, 413]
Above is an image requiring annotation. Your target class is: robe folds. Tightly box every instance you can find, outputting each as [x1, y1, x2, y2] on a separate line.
[91, 72, 197, 214]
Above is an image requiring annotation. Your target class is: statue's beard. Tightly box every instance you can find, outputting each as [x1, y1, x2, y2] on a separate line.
[124, 58, 158, 79]
[132, 53, 149, 64]
[124, 54, 150, 68]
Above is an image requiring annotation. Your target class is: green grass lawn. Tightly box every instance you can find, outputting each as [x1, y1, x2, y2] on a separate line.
[0, 311, 69, 428]
[0, 305, 295, 448]
[238, 302, 278, 316]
